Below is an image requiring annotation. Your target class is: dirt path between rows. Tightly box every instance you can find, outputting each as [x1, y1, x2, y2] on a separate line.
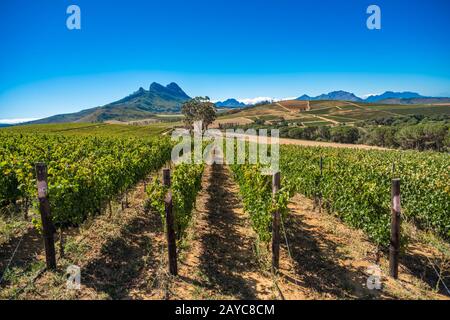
[275, 102, 295, 113]
[169, 164, 279, 299]
[311, 115, 340, 125]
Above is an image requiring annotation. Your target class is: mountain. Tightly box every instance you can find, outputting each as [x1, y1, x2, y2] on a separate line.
[30, 82, 191, 124]
[297, 94, 312, 100]
[365, 92, 450, 104]
[296, 90, 362, 102]
[376, 97, 450, 105]
[365, 91, 425, 103]
[294, 90, 450, 104]
[215, 98, 246, 108]
[0, 123, 12, 128]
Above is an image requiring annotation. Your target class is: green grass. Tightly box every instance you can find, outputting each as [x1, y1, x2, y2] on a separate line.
[1, 122, 174, 138]
[258, 115, 282, 121]
[309, 100, 349, 108]
[324, 115, 359, 122]
[337, 105, 361, 111]
[302, 121, 331, 126]
[383, 105, 450, 116]
[0, 211, 30, 246]
[286, 116, 319, 123]
[362, 103, 450, 116]
[154, 114, 184, 121]
[338, 110, 392, 120]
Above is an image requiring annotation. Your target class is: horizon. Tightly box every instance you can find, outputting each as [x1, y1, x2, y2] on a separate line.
[0, 83, 442, 124]
[1, 0, 450, 121]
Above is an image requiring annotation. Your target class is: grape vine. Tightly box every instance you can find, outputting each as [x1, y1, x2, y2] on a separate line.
[0, 132, 172, 228]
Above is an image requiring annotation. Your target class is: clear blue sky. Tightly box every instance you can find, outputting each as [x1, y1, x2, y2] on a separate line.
[1, 0, 449, 120]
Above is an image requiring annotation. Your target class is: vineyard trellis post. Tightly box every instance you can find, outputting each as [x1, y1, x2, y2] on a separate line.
[390, 178, 401, 279]
[319, 156, 323, 213]
[35, 163, 57, 270]
[163, 168, 178, 276]
[272, 171, 281, 272]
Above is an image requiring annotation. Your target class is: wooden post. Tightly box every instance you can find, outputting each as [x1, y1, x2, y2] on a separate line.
[163, 168, 171, 189]
[319, 157, 323, 213]
[35, 163, 57, 270]
[272, 172, 281, 272]
[390, 178, 401, 279]
[163, 169, 177, 276]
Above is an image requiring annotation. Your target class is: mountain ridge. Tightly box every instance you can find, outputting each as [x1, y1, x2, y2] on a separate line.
[364, 91, 425, 102]
[28, 82, 191, 124]
[215, 98, 246, 108]
[295, 90, 449, 104]
[296, 90, 362, 102]
[14, 86, 450, 125]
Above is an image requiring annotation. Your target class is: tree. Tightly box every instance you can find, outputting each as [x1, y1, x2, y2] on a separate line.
[181, 97, 217, 130]
[444, 129, 450, 152]
[330, 126, 360, 144]
[317, 126, 331, 141]
[367, 127, 398, 148]
[395, 123, 448, 151]
[287, 127, 305, 139]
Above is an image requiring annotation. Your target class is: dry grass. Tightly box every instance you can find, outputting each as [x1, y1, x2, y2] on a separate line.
[277, 100, 310, 112]
[210, 117, 254, 128]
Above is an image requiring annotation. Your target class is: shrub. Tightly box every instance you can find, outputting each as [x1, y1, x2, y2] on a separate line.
[330, 126, 360, 144]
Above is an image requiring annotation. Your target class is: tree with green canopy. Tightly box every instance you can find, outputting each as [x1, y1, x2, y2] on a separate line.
[181, 97, 217, 131]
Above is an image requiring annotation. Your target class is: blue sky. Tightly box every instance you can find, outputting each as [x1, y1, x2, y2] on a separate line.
[0, 0, 449, 121]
